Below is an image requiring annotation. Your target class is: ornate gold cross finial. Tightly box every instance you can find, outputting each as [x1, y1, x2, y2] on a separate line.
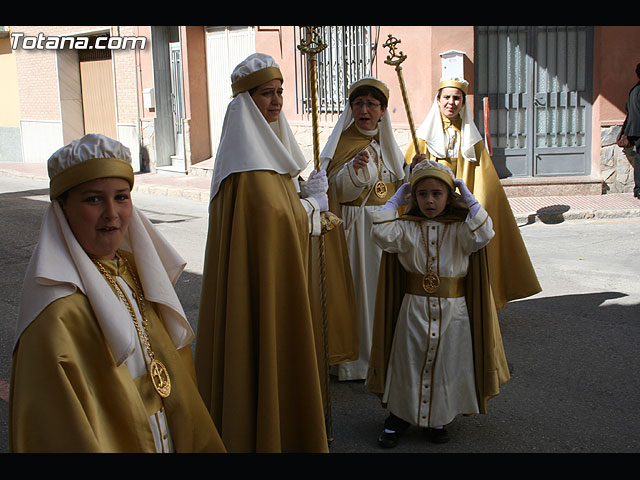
[382, 33, 420, 154]
[297, 26, 327, 56]
[383, 34, 407, 68]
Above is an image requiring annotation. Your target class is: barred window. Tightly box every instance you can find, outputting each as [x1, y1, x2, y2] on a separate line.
[295, 26, 376, 115]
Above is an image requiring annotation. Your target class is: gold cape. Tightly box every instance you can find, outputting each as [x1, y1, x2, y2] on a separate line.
[10, 253, 226, 453]
[308, 215, 358, 365]
[366, 209, 511, 414]
[195, 170, 329, 453]
[405, 119, 541, 311]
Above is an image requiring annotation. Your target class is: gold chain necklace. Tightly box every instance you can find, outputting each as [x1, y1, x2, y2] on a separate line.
[93, 254, 171, 398]
[372, 145, 388, 199]
[418, 222, 449, 294]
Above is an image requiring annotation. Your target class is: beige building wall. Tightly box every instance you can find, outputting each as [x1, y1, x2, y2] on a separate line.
[0, 35, 20, 127]
[0, 30, 22, 162]
[12, 26, 142, 167]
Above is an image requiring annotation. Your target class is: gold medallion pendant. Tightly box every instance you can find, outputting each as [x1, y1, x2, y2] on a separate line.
[93, 255, 173, 399]
[374, 180, 388, 199]
[150, 359, 171, 398]
[422, 271, 440, 294]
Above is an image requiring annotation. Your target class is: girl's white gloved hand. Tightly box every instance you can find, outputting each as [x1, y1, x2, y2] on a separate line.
[382, 182, 410, 211]
[454, 178, 480, 218]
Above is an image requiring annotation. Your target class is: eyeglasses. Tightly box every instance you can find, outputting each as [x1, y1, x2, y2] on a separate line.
[351, 100, 382, 109]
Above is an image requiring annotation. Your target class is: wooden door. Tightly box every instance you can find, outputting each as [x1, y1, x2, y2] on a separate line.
[80, 57, 117, 139]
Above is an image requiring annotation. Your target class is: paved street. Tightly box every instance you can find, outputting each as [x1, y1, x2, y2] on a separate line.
[1, 173, 639, 454]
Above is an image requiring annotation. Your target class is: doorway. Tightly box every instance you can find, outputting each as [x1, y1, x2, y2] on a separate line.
[474, 26, 593, 178]
[205, 26, 256, 161]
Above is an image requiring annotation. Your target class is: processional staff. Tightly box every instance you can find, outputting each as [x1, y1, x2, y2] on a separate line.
[383, 34, 420, 154]
[297, 25, 338, 445]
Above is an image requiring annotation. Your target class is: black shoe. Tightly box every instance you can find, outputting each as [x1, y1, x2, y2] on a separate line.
[378, 430, 400, 449]
[423, 426, 449, 444]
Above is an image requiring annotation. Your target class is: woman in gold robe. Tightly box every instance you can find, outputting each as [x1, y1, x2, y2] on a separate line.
[405, 78, 541, 311]
[194, 53, 330, 453]
[10, 134, 226, 453]
[319, 77, 409, 381]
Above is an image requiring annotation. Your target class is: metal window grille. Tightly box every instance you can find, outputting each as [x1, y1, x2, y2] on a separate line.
[294, 26, 375, 115]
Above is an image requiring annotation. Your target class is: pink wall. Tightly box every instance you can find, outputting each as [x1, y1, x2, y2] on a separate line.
[381, 26, 475, 127]
[182, 26, 211, 163]
[590, 26, 640, 173]
[255, 27, 300, 124]
[594, 25, 640, 125]
[135, 26, 155, 123]
[255, 26, 477, 129]
[200, 25, 640, 174]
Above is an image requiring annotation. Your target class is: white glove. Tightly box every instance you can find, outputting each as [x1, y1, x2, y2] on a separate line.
[454, 178, 480, 218]
[306, 169, 329, 212]
[382, 182, 410, 211]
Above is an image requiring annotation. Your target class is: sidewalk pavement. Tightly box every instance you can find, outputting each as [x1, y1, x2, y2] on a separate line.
[2, 162, 639, 224]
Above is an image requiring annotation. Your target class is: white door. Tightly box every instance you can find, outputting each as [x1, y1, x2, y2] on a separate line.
[205, 26, 256, 160]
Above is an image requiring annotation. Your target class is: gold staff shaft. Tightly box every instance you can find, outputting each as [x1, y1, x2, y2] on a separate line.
[308, 58, 322, 170]
[396, 64, 420, 154]
[383, 34, 420, 154]
[297, 26, 332, 445]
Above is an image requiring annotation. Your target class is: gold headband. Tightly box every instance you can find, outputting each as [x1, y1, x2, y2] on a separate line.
[348, 77, 390, 100]
[49, 157, 134, 200]
[231, 66, 283, 97]
[410, 167, 455, 192]
[438, 79, 468, 95]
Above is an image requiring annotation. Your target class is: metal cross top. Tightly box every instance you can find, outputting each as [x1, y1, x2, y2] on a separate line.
[383, 33, 419, 154]
[383, 34, 407, 67]
[297, 26, 327, 56]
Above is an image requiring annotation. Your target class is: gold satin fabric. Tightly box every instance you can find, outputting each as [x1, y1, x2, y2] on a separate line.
[10, 252, 226, 453]
[195, 170, 328, 453]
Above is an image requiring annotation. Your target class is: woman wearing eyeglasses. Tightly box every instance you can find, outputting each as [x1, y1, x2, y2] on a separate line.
[319, 77, 409, 382]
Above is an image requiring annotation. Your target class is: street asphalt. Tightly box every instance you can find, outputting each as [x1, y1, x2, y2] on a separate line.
[0, 166, 638, 457]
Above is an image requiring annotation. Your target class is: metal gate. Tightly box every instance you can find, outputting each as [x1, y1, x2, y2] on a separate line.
[474, 26, 593, 178]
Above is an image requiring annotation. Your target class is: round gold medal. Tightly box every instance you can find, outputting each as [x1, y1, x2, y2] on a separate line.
[374, 180, 388, 199]
[149, 359, 171, 398]
[422, 271, 440, 294]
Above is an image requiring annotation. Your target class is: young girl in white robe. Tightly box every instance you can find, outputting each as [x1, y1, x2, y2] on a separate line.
[370, 160, 495, 448]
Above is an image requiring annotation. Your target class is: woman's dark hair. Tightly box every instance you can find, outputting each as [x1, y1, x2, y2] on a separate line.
[349, 85, 388, 108]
